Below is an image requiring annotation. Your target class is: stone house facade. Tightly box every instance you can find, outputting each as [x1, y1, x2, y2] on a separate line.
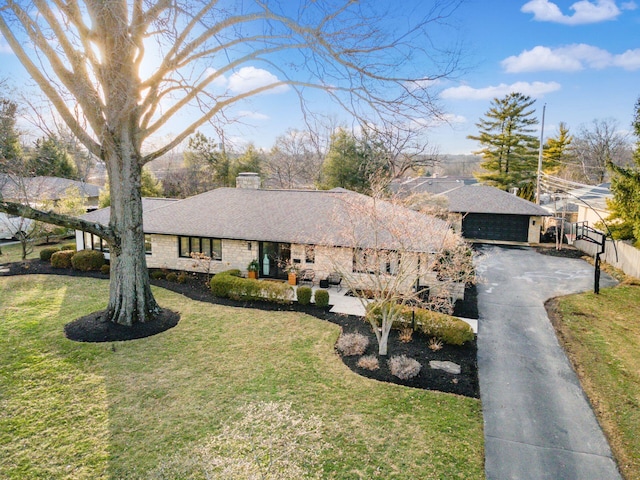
[76, 174, 465, 298]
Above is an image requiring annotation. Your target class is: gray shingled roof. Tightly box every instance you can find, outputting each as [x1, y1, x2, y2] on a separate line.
[0, 175, 101, 201]
[81, 198, 178, 225]
[440, 185, 550, 216]
[83, 188, 452, 252]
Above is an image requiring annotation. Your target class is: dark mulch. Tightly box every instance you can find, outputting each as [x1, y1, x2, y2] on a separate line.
[1, 259, 479, 398]
[535, 245, 586, 259]
[64, 308, 180, 343]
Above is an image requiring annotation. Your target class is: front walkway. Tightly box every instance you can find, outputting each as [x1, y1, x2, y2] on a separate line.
[475, 245, 621, 480]
[294, 284, 478, 333]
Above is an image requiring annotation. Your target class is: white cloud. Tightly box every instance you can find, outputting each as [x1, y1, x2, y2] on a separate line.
[521, 0, 622, 25]
[238, 110, 269, 121]
[441, 81, 561, 100]
[227, 67, 290, 95]
[502, 44, 640, 72]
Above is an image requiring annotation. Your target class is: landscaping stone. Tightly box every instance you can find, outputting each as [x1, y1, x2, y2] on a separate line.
[429, 360, 461, 374]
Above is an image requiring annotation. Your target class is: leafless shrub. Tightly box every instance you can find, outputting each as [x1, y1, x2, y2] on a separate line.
[357, 354, 380, 371]
[336, 332, 369, 356]
[398, 327, 413, 343]
[388, 355, 421, 380]
[428, 337, 444, 351]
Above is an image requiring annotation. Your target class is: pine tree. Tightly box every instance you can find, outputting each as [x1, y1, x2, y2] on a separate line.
[605, 97, 640, 245]
[27, 135, 78, 179]
[0, 98, 23, 172]
[468, 92, 539, 193]
[544, 122, 573, 176]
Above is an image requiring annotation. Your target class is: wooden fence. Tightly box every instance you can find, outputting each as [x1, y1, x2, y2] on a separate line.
[574, 238, 640, 279]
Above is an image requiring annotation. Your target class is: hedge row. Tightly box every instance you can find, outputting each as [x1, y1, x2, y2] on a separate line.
[366, 302, 474, 346]
[210, 270, 293, 304]
[49, 248, 105, 272]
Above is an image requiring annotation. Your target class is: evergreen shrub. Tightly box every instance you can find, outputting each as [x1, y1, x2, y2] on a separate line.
[71, 249, 105, 271]
[296, 286, 312, 305]
[314, 289, 330, 308]
[40, 246, 60, 261]
[50, 250, 75, 269]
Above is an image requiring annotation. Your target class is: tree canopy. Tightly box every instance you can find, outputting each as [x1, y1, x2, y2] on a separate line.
[468, 92, 539, 197]
[604, 97, 640, 245]
[0, 0, 464, 325]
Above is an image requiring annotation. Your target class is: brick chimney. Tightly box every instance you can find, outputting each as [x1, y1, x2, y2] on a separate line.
[235, 172, 261, 189]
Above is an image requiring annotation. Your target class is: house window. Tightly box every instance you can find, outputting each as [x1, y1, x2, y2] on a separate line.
[85, 232, 109, 253]
[178, 236, 222, 260]
[144, 235, 152, 255]
[305, 245, 315, 264]
[353, 248, 399, 275]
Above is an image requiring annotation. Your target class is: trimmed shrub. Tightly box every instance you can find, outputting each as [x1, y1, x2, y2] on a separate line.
[71, 249, 105, 271]
[150, 270, 165, 280]
[166, 272, 178, 282]
[296, 286, 312, 305]
[357, 354, 380, 371]
[60, 242, 77, 251]
[210, 273, 293, 304]
[219, 269, 242, 278]
[388, 355, 421, 380]
[177, 273, 187, 284]
[100, 264, 110, 275]
[40, 246, 61, 261]
[50, 250, 75, 269]
[366, 302, 474, 346]
[336, 333, 369, 356]
[314, 289, 330, 308]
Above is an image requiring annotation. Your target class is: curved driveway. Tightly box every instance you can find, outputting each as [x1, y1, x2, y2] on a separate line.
[475, 245, 621, 480]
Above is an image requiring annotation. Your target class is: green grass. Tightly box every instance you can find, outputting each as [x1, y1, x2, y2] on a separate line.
[550, 282, 640, 480]
[0, 237, 72, 263]
[0, 275, 484, 479]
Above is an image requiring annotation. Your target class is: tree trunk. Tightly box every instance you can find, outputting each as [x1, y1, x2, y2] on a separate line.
[104, 142, 160, 326]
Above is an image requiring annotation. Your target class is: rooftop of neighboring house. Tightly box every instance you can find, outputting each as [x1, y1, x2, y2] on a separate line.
[0, 175, 102, 202]
[389, 175, 478, 196]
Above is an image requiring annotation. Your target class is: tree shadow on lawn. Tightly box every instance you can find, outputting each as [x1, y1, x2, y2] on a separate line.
[2, 259, 479, 398]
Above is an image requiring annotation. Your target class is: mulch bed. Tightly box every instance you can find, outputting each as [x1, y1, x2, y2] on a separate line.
[1, 259, 479, 398]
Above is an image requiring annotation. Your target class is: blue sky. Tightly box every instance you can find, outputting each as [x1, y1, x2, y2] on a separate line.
[0, 0, 638, 156]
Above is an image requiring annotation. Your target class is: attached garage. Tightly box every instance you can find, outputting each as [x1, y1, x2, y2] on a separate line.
[440, 185, 550, 244]
[462, 213, 530, 242]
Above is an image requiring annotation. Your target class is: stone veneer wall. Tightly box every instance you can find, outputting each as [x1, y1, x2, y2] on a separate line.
[146, 234, 258, 274]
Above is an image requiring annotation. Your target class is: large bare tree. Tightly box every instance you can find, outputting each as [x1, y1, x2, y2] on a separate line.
[0, 0, 463, 326]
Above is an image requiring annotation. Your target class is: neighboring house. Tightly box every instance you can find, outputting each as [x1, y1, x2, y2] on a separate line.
[389, 175, 477, 196]
[0, 175, 102, 208]
[76, 173, 464, 298]
[0, 175, 102, 239]
[437, 185, 550, 243]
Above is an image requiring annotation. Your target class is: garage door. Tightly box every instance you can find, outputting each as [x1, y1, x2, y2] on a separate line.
[462, 213, 530, 242]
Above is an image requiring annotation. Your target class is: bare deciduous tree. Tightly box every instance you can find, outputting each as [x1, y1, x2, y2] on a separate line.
[0, 0, 463, 326]
[327, 192, 474, 355]
[571, 119, 630, 184]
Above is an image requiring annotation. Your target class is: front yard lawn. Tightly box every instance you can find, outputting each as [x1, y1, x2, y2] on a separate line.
[0, 275, 484, 479]
[548, 282, 640, 480]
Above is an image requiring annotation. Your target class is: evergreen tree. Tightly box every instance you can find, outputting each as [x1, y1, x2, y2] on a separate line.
[0, 98, 23, 172]
[27, 135, 78, 179]
[468, 92, 539, 194]
[99, 167, 162, 207]
[321, 129, 387, 193]
[185, 132, 231, 187]
[544, 122, 573, 176]
[604, 97, 640, 245]
[231, 144, 263, 180]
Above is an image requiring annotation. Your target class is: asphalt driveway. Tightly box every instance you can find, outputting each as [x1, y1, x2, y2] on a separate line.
[475, 245, 621, 480]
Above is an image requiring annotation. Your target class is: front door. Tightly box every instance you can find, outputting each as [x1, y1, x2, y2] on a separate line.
[259, 242, 291, 279]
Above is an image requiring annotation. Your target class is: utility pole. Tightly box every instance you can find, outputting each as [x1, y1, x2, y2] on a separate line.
[536, 104, 546, 204]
